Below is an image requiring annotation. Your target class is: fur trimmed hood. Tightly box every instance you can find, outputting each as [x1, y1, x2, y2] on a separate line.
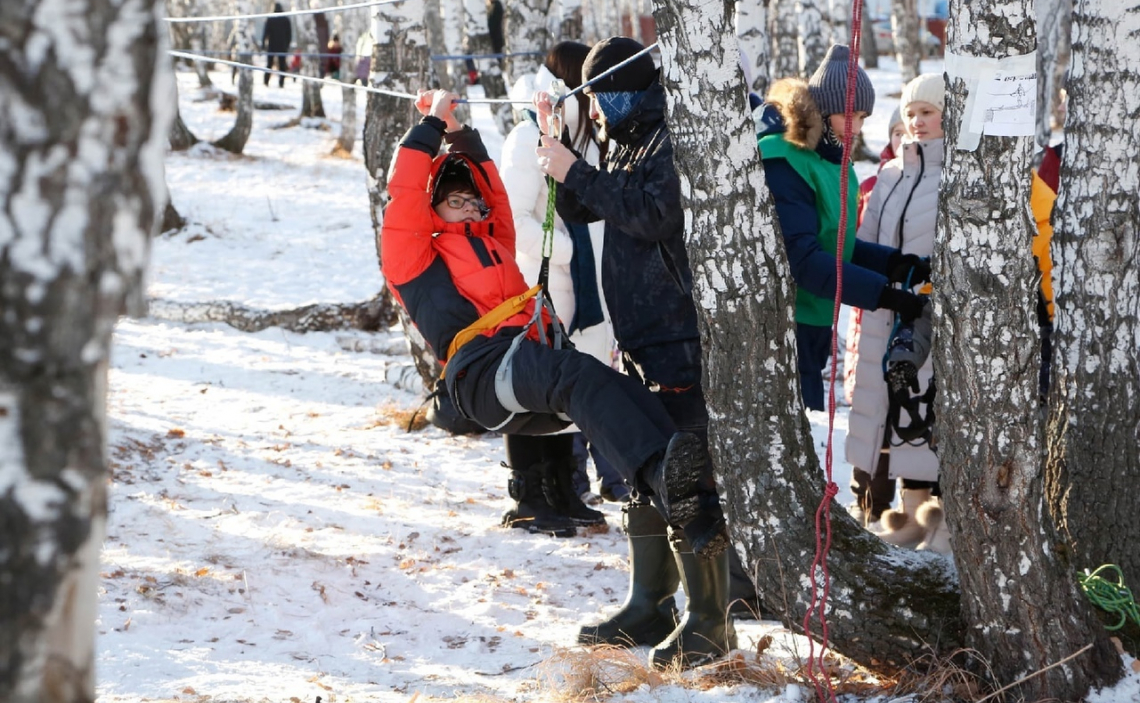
[761, 78, 823, 151]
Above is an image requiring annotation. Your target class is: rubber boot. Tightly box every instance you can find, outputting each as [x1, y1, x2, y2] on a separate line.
[578, 502, 680, 647]
[849, 452, 896, 526]
[879, 487, 931, 548]
[545, 456, 606, 527]
[649, 529, 737, 670]
[643, 432, 729, 558]
[501, 463, 577, 538]
[727, 548, 762, 620]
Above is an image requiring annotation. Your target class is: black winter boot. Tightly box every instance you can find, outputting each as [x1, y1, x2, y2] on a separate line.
[578, 502, 680, 646]
[649, 530, 737, 670]
[501, 463, 577, 538]
[643, 433, 729, 558]
[544, 456, 606, 527]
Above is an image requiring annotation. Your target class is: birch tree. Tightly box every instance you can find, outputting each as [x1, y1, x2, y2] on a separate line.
[0, 0, 172, 698]
[362, 2, 438, 385]
[769, 0, 801, 80]
[556, 0, 585, 40]
[1047, 0, 1140, 604]
[736, 0, 770, 97]
[213, 21, 256, 153]
[463, 0, 511, 135]
[503, 0, 554, 88]
[935, 1, 1121, 696]
[859, 0, 879, 69]
[297, 4, 327, 118]
[650, 0, 963, 671]
[890, 0, 921, 83]
[795, 0, 829, 75]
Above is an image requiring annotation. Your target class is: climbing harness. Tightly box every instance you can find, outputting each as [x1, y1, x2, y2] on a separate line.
[883, 276, 937, 446]
[803, 1, 865, 700]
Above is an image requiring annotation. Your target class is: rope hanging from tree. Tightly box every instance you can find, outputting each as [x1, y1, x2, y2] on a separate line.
[1079, 564, 1140, 632]
[802, 2, 865, 701]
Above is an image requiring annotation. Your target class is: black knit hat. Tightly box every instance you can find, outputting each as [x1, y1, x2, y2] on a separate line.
[807, 44, 875, 116]
[432, 159, 477, 206]
[581, 37, 656, 93]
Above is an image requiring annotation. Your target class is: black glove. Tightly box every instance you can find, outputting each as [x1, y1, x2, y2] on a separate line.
[878, 286, 925, 323]
[886, 360, 920, 406]
[887, 252, 932, 285]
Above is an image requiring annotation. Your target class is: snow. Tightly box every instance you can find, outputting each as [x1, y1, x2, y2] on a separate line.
[92, 66, 1140, 702]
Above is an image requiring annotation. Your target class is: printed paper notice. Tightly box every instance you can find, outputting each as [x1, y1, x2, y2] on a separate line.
[971, 69, 1037, 137]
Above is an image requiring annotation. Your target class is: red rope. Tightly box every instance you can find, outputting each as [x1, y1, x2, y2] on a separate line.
[801, 3, 864, 701]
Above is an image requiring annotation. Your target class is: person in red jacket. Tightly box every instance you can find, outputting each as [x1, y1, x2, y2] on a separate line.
[380, 89, 730, 577]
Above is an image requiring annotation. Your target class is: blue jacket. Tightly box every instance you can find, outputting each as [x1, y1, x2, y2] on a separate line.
[755, 99, 896, 320]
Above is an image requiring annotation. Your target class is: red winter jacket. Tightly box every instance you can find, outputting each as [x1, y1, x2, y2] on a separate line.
[381, 118, 539, 363]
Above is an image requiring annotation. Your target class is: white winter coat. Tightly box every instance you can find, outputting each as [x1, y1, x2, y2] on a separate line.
[499, 87, 614, 366]
[845, 138, 943, 482]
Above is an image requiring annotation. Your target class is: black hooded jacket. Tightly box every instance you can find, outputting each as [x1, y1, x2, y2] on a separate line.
[554, 82, 698, 351]
[261, 4, 292, 53]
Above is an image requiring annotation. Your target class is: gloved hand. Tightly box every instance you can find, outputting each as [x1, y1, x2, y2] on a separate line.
[878, 286, 926, 323]
[887, 252, 932, 285]
[886, 360, 920, 405]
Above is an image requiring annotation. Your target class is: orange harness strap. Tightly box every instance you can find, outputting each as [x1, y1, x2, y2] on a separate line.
[443, 284, 542, 374]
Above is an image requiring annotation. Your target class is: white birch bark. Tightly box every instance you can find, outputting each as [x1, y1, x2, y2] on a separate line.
[735, 0, 771, 96]
[1034, 0, 1071, 149]
[769, 0, 802, 80]
[504, 0, 553, 88]
[936, 1, 1121, 696]
[890, 0, 921, 83]
[796, 0, 829, 76]
[1046, 0, 1140, 618]
[0, 0, 172, 698]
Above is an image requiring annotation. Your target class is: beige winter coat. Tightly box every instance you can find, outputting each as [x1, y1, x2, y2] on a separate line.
[844, 138, 943, 482]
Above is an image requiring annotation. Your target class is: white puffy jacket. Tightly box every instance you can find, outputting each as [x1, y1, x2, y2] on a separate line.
[499, 76, 614, 366]
[845, 138, 943, 482]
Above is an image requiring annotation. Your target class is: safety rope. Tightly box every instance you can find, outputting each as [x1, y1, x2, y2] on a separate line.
[1079, 564, 1140, 632]
[802, 3, 864, 701]
[164, 0, 403, 23]
[169, 50, 534, 104]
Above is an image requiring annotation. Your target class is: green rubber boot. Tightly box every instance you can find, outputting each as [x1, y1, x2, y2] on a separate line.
[649, 530, 737, 670]
[578, 502, 680, 647]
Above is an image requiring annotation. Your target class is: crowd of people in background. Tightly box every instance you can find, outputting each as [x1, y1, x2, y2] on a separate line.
[365, 4, 1060, 670]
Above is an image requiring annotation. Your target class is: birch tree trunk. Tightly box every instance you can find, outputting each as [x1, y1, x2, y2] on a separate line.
[463, 0, 511, 135]
[736, 0, 771, 97]
[439, 0, 469, 89]
[651, 0, 964, 671]
[769, 0, 801, 80]
[1047, 0, 1140, 612]
[556, 0, 585, 40]
[890, 0, 921, 83]
[504, 0, 553, 88]
[362, 2, 439, 387]
[936, 2, 1121, 697]
[212, 24, 256, 153]
[0, 0, 171, 699]
[1034, 0, 1072, 150]
[298, 7, 327, 118]
[859, 0, 879, 68]
[336, 84, 357, 154]
[830, 0, 849, 47]
[795, 0, 829, 76]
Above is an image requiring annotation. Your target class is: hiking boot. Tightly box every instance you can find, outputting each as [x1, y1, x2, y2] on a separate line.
[502, 466, 577, 538]
[644, 433, 728, 558]
[578, 502, 679, 647]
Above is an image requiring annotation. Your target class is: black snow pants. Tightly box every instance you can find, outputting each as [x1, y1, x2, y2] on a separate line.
[446, 328, 677, 488]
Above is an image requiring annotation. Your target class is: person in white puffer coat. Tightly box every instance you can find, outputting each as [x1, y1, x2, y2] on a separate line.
[845, 73, 949, 552]
[496, 43, 627, 536]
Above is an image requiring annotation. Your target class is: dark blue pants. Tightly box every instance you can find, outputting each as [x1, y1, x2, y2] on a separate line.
[796, 323, 832, 411]
[447, 329, 677, 487]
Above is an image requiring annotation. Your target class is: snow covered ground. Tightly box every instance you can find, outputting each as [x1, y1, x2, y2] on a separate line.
[93, 65, 1140, 702]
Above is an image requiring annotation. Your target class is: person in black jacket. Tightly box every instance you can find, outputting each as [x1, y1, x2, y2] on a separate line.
[261, 2, 292, 88]
[534, 37, 738, 670]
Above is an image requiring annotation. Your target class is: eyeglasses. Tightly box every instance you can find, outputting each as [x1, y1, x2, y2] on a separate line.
[444, 194, 486, 211]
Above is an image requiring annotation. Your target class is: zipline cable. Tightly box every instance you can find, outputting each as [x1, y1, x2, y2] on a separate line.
[170, 50, 536, 104]
[164, 0, 403, 23]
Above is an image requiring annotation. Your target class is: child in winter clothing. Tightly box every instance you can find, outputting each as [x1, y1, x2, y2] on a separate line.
[533, 36, 740, 669]
[757, 44, 931, 413]
[380, 86, 731, 650]
[844, 72, 947, 550]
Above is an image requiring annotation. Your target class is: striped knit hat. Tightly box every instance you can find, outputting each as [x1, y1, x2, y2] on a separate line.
[807, 44, 875, 117]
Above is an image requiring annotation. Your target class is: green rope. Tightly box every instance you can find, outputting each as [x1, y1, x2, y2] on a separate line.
[542, 174, 556, 260]
[1079, 564, 1140, 631]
